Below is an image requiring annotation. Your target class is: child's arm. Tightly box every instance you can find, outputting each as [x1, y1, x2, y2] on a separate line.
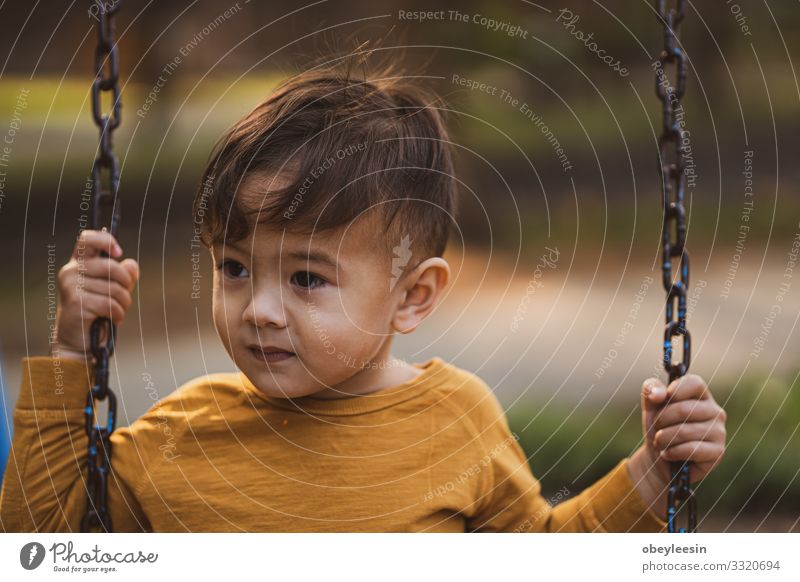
[0, 357, 150, 532]
[465, 393, 669, 532]
[0, 229, 145, 532]
[466, 375, 725, 532]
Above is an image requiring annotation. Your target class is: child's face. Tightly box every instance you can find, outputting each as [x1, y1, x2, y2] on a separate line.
[210, 173, 420, 399]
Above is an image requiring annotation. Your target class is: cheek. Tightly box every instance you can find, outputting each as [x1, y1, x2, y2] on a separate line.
[297, 305, 353, 353]
[212, 288, 242, 340]
[211, 297, 229, 345]
[333, 290, 392, 337]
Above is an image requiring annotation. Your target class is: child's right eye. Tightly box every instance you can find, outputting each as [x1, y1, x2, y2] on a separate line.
[217, 260, 249, 279]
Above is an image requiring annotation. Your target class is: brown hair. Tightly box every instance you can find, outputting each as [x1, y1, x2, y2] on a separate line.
[192, 58, 457, 272]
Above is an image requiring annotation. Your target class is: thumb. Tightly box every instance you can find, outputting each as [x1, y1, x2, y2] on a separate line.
[641, 377, 667, 446]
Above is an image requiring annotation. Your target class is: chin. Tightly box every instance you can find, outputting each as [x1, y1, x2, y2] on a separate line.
[249, 366, 291, 389]
[245, 363, 315, 399]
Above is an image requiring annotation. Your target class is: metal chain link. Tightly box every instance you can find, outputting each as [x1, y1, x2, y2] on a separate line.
[82, 0, 123, 533]
[654, 0, 697, 533]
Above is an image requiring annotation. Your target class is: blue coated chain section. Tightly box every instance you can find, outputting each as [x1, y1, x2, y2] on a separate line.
[655, 0, 697, 533]
[82, 0, 122, 534]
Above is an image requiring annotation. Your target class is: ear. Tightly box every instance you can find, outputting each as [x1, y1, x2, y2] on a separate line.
[392, 257, 450, 334]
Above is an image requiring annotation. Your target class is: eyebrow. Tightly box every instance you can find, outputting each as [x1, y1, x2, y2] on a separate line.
[285, 249, 340, 270]
[220, 242, 340, 270]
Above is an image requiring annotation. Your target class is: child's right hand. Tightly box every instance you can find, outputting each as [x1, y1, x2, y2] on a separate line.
[50, 229, 139, 361]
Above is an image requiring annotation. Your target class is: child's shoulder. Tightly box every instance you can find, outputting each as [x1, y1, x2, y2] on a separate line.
[429, 358, 509, 426]
[140, 371, 244, 418]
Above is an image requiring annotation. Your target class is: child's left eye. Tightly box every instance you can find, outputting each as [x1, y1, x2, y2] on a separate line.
[217, 260, 249, 279]
[291, 271, 326, 290]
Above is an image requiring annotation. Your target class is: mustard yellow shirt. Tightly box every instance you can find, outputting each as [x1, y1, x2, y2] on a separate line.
[1, 356, 667, 532]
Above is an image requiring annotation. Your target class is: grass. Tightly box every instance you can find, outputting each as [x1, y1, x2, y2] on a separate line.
[507, 370, 800, 523]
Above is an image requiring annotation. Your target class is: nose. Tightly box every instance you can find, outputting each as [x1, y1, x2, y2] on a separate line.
[242, 284, 288, 329]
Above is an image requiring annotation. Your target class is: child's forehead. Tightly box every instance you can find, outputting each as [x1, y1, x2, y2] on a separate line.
[214, 223, 389, 270]
[230, 170, 392, 266]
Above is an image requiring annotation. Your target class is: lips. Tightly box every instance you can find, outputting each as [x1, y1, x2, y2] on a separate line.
[247, 344, 295, 363]
[248, 344, 294, 355]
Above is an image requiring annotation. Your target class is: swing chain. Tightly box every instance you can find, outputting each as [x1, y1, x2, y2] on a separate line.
[82, 0, 123, 533]
[654, 0, 697, 533]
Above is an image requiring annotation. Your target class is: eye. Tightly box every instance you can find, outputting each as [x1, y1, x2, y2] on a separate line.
[217, 260, 249, 279]
[291, 271, 326, 290]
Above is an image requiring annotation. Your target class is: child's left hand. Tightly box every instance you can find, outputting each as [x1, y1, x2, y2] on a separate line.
[628, 374, 727, 510]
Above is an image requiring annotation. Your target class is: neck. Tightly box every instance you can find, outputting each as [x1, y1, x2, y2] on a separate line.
[308, 340, 422, 399]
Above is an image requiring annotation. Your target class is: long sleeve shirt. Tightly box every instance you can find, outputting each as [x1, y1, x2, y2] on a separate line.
[1, 355, 668, 532]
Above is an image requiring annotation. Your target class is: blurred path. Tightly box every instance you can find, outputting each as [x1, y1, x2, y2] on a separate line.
[3, 251, 797, 422]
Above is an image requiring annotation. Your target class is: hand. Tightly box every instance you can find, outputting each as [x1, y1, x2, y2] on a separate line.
[628, 374, 727, 510]
[50, 229, 139, 361]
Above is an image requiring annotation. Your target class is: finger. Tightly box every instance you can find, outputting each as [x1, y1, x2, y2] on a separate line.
[120, 258, 140, 291]
[73, 229, 122, 260]
[641, 377, 668, 445]
[660, 440, 723, 463]
[80, 257, 134, 289]
[642, 377, 668, 405]
[655, 399, 724, 429]
[77, 292, 127, 324]
[666, 374, 710, 402]
[78, 277, 133, 312]
[653, 420, 725, 449]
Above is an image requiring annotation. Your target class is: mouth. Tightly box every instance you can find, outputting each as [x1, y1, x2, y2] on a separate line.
[248, 345, 296, 364]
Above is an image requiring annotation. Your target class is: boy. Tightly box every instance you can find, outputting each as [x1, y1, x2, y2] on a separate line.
[0, 64, 726, 532]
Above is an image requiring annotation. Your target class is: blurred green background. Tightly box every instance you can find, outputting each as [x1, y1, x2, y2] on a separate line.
[0, 0, 798, 531]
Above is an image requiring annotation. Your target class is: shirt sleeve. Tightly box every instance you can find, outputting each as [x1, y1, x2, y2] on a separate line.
[465, 390, 668, 533]
[0, 357, 151, 532]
